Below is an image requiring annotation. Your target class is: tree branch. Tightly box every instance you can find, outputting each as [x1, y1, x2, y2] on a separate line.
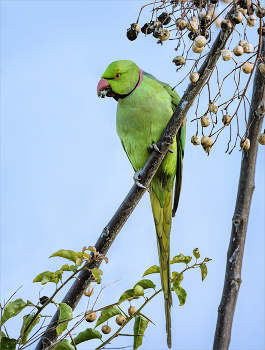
[35, 27, 233, 349]
[213, 38, 265, 350]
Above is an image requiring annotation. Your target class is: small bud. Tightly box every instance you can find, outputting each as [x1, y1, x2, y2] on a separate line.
[102, 325, 111, 334]
[242, 62, 253, 74]
[242, 42, 253, 53]
[191, 135, 201, 145]
[84, 285, 94, 297]
[258, 63, 265, 74]
[233, 46, 244, 56]
[128, 306, 137, 316]
[201, 136, 213, 148]
[222, 114, 232, 126]
[247, 15, 257, 27]
[201, 115, 210, 127]
[190, 72, 200, 83]
[258, 133, 265, 145]
[222, 50, 232, 61]
[194, 35, 206, 48]
[116, 315, 126, 325]
[173, 56, 186, 66]
[209, 103, 218, 113]
[240, 138, 250, 150]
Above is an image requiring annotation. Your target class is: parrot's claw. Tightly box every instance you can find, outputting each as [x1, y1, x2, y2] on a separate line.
[150, 143, 161, 153]
[133, 170, 146, 189]
[150, 143, 174, 153]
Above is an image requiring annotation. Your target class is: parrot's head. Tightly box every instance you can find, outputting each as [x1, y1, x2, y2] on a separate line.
[97, 60, 143, 100]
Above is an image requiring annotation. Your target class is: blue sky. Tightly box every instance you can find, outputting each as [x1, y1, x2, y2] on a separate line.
[1, 1, 264, 349]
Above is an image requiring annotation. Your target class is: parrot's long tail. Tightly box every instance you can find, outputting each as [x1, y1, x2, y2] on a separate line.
[149, 186, 173, 349]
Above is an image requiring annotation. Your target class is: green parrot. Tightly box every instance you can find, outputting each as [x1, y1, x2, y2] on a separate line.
[97, 60, 185, 348]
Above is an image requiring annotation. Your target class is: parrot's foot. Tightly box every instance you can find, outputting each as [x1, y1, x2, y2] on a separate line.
[133, 170, 146, 189]
[150, 143, 174, 153]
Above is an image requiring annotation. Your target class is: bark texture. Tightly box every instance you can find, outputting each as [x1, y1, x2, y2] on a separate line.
[213, 39, 265, 350]
[35, 28, 233, 349]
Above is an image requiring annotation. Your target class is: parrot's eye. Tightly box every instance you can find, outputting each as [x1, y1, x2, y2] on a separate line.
[115, 74, 121, 79]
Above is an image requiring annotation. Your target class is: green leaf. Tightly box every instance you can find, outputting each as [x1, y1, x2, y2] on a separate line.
[171, 254, 192, 265]
[33, 271, 60, 285]
[95, 305, 121, 328]
[133, 315, 149, 350]
[87, 246, 96, 253]
[203, 258, 212, 262]
[52, 339, 75, 350]
[91, 268, 103, 284]
[70, 265, 77, 273]
[50, 249, 78, 263]
[56, 303, 73, 335]
[20, 313, 41, 344]
[60, 264, 73, 272]
[1, 298, 31, 326]
[172, 272, 183, 287]
[142, 265, 160, 278]
[0, 337, 17, 350]
[193, 248, 200, 259]
[200, 264, 208, 281]
[133, 285, 144, 296]
[134, 279, 156, 290]
[72, 328, 102, 346]
[118, 289, 136, 303]
[1, 331, 6, 337]
[173, 285, 187, 306]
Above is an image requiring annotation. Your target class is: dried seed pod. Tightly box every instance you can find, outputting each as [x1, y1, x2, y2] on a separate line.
[255, 6, 265, 18]
[128, 306, 137, 316]
[242, 62, 253, 74]
[258, 133, 265, 145]
[222, 114, 232, 126]
[102, 325, 111, 334]
[210, 0, 219, 4]
[221, 19, 232, 31]
[40, 296, 49, 305]
[215, 17, 222, 28]
[240, 0, 252, 9]
[203, 145, 212, 153]
[221, 50, 232, 61]
[158, 12, 171, 25]
[176, 18, 187, 30]
[199, 11, 211, 23]
[153, 21, 163, 38]
[116, 315, 126, 325]
[84, 285, 94, 297]
[190, 72, 200, 83]
[187, 17, 199, 31]
[233, 45, 244, 56]
[158, 29, 170, 42]
[237, 7, 248, 14]
[173, 56, 186, 66]
[188, 31, 198, 41]
[201, 136, 213, 147]
[221, 0, 232, 3]
[238, 39, 247, 47]
[192, 44, 204, 53]
[231, 10, 244, 24]
[127, 28, 138, 41]
[258, 63, 265, 74]
[141, 23, 152, 34]
[247, 14, 257, 26]
[257, 26, 265, 36]
[131, 23, 140, 33]
[194, 35, 207, 47]
[240, 138, 250, 150]
[191, 135, 201, 145]
[242, 42, 253, 53]
[194, 0, 207, 8]
[85, 310, 97, 322]
[209, 103, 218, 113]
[201, 115, 210, 127]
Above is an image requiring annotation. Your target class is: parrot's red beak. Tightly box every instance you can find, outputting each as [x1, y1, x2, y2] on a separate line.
[97, 79, 115, 98]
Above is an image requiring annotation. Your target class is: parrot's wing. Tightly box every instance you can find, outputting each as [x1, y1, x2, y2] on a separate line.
[120, 140, 136, 172]
[143, 71, 185, 216]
